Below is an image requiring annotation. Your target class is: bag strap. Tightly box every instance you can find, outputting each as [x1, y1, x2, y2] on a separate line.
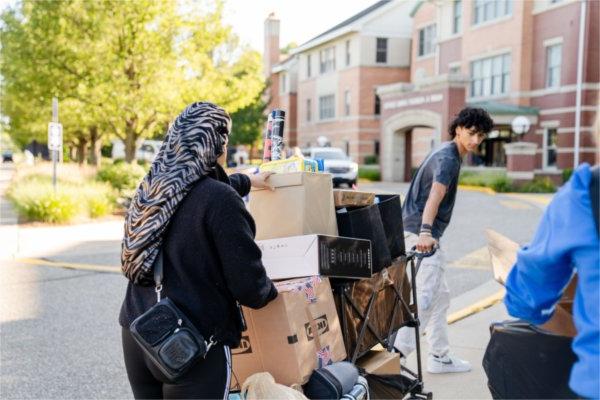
[154, 249, 164, 303]
[590, 166, 599, 235]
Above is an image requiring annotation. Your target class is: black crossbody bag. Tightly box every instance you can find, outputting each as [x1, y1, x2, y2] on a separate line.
[129, 250, 215, 381]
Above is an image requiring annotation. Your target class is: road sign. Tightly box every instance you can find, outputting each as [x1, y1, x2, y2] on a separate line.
[48, 122, 63, 150]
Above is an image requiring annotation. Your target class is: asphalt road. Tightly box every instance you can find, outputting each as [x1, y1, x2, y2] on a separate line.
[0, 173, 549, 399]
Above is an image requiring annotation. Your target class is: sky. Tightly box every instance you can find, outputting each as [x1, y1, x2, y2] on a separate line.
[222, 0, 381, 53]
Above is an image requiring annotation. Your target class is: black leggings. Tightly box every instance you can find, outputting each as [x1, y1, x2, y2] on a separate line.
[122, 328, 231, 399]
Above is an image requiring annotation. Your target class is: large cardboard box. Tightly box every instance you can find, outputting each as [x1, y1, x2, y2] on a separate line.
[257, 234, 373, 280]
[486, 229, 577, 337]
[230, 277, 346, 388]
[248, 172, 338, 240]
[356, 350, 401, 375]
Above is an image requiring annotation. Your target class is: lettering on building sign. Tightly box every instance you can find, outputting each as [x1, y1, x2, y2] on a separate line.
[383, 93, 444, 110]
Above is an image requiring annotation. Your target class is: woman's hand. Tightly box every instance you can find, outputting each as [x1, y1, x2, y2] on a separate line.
[248, 171, 275, 191]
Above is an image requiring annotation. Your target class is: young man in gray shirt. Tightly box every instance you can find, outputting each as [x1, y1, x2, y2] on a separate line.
[395, 107, 494, 373]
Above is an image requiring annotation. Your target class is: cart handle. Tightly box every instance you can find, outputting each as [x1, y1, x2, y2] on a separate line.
[406, 245, 437, 260]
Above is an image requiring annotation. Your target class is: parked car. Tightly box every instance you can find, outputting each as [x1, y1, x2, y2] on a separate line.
[2, 150, 13, 163]
[302, 147, 358, 187]
[111, 140, 161, 163]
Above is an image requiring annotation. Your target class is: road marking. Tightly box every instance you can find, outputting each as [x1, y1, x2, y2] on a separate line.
[498, 199, 532, 210]
[449, 246, 491, 270]
[15, 258, 120, 273]
[447, 289, 505, 324]
[458, 185, 496, 195]
[504, 193, 552, 207]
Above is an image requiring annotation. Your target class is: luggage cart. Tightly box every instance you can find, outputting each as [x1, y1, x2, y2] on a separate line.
[331, 246, 436, 400]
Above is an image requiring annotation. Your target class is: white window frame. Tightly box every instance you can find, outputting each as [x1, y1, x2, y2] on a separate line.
[344, 89, 351, 116]
[418, 24, 436, 57]
[473, 0, 513, 25]
[319, 47, 336, 74]
[470, 53, 511, 97]
[545, 43, 562, 88]
[453, 0, 462, 34]
[319, 94, 335, 120]
[279, 73, 287, 94]
[376, 37, 388, 63]
[543, 127, 558, 169]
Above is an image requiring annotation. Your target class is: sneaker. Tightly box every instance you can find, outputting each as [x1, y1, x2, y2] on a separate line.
[426, 354, 471, 374]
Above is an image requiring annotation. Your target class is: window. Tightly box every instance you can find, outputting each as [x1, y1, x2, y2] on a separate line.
[470, 53, 511, 97]
[374, 140, 380, 156]
[453, 0, 462, 34]
[344, 90, 351, 116]
[473, 0, 512, 25]
[376, 38, 388, 63]
[319, 95, 335, 120]
[345, 40, 351, 66]
[545, 128, 557, 168]
[418, 25, 436, 57]
[306, 99, 312, 122]
[319, 47, 336, 74]
[449, 65, 461, 75]
[279, 73, 287, 94]
[374, 94, 381, 115]
[307, 54, 311, 78]
[345, 141, 350, 157]
[546, 44, 562, 88]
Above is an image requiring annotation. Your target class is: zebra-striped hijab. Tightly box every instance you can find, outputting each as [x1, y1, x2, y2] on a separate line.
[121, 102, 231, 285]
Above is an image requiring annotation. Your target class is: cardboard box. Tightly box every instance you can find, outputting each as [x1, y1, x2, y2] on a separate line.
[248, 172, 338, 240]
[257, 234, 373, 280]
[356, 350, 401, 375]
[485, 229, 577, 337]
[230, 277, 347, 388]
[333, 190, 376, 208]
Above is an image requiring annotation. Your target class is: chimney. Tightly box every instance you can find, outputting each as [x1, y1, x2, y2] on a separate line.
[263, 12, 280, 78]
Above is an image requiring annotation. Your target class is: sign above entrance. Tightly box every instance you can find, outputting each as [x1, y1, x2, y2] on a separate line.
[383, 93, 443, 111]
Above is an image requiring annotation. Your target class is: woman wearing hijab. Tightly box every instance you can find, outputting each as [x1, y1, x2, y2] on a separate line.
[118, 102, 278, 399]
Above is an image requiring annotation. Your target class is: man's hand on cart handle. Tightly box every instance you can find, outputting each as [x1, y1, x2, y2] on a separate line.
[416, 232, 437, 253]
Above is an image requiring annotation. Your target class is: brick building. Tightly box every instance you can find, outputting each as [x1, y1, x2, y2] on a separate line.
[264, 0, 415, 163]
[378, 0, 599, 182]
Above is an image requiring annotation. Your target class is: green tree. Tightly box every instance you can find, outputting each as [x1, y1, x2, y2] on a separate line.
[1, 0, 265, 163]
[229, 89, 267, 152]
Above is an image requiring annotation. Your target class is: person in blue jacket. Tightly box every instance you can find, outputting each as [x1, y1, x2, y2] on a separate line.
[504, 163, 599, 399]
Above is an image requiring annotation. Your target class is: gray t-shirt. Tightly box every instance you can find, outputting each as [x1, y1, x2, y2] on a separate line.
[403, 141, 462, 239]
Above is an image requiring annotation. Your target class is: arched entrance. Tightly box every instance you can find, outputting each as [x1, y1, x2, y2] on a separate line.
[381, 109, 443, 182]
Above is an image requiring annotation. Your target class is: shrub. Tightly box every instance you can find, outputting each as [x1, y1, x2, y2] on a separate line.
[8, 176, 117, 223]
[363, 155, 378, 165]
[359, 167, 381, 181]
[490, 176, 513, 192]
[562, 168, 574, 184]
[97, 162, 146, 192]
[519, 178, 556, 193]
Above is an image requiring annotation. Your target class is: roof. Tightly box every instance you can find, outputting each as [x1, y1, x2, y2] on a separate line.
[468, 101, 539, 115]
[304, 0, 392, 44]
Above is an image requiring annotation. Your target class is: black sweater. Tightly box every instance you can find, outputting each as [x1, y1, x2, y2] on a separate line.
[119, 167, 278, 347]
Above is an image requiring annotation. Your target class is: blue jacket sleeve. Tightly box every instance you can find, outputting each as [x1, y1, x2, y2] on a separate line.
[504, 165, 592, 324]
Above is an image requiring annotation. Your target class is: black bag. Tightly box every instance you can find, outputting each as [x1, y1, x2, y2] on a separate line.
[336, 204, 391, 273]
[375, 194, 405, 259]
[129, 250, 213, 381]
[304, 361, 359, 399]
[365, 374, 413, 399]
[482, 320, 578, 399]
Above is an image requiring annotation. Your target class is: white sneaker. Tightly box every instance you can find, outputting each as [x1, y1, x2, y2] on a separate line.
[426, 354, 471, 374]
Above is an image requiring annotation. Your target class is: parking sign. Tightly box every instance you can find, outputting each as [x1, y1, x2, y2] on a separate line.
[48, 122, 63, 150]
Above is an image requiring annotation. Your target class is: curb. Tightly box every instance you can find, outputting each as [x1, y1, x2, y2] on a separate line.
[14, 257, 120, 273]
[457, 184, 496, 195]
[447, 289, 505, 324]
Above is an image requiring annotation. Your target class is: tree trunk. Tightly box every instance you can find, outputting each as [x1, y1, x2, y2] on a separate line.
[76, 137, 88, 165]
[88, 126, 102, 168]
[125, 117, 138, 163]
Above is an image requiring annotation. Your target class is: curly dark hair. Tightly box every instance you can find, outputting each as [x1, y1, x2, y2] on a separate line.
[448, 107, 494, 139]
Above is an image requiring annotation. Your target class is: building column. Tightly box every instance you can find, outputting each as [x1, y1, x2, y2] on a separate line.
[504, 142, 538, 182]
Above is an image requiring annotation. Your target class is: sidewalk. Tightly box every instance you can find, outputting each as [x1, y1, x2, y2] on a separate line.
[403, 280, 507, 399]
